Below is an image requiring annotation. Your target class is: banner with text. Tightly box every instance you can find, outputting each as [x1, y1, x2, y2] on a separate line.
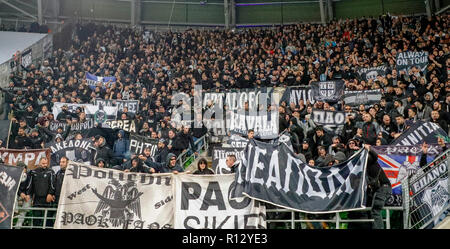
[228, 111, 279, 139]
[231, 139, 369, 213]
[396, 51, 428, 73]
[343, 89, 382, 106]
[312, 109, 346, 126]
[95, 99, 139, 114]
[129, 134, 158, 156]
[47, 139, 95, 167]
[202, 88, 274, 112]
[311, 80, 345, 102]
[357, 65, 388, 81]
[391, 121, 448, 146]
[279, 86, 315, 106]
[103, 119, 137, 133]
[54, 162, 174, 229]
[174, 174, 266, 229]
[0, 164, 22, 229]
[212, 146, 245, 175]
[0, 148, 50, 170]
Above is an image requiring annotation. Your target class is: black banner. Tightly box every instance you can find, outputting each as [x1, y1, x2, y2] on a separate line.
[310, 80, 345, 102]
[0, 120, 11, 143]
[311, 109, 346, 126]
[0, 164, 22, 229]
[391, 121, 449, 146]
[357, 65, 388, 81]
[343, 89, 382, 106]
[279, 86, 315, 105]
[396, 51, 428, 73]
[225, 134, 249, 148]
[212, 146, 245, 175]
[103, 119, 137, 133]
[231, 139, 369, 213]
[228, 110, 279, 139]
[129, 134, 158, 156]
[48, 139, 95, 166]
[94, 99, 139, 114]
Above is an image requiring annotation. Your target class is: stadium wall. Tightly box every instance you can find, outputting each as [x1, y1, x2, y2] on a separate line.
[56, 0, 431, 27]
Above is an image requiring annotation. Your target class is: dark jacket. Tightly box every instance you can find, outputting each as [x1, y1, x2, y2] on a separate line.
[361, 121, 378, 145]
[94, 139, 114, 166]
[26, 167, 56, 201]
[54, 168, 65, 203]
[147, 153, 184, 173]
[113, 130, 130, 158]
[367, 148, 391, 190]
[154, 146, 169, 164]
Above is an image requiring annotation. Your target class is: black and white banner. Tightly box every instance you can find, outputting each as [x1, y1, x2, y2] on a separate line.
[357, 65, 388, 81]
[212, 146, 245, 175]
[103, 119, 137, 133]
[52, 103, 118, 124]
[410, 159, 449, 229]
[391, 121, 448, 146]
[228, 111, 279, 139]
[225, 134, 249, 148]
[21, 49, 32, 68]
[231, 139, 369, 213]
[54, 162, 174, 229]
[49, 120, 95, 133]
[0, 164, 22, 229]
[48, 139, 95, 168]
[129, 134, 158, 156]
[95, 99, 139, 114]
[343, 89, 383, 106]
[174, 174, 266, 229]
[202, 88, 274, 111]
[396, 51, 429, 73]
[279, 86, 315, 105]
[311, 80, 345, 102]
[312, 109, 346, 126]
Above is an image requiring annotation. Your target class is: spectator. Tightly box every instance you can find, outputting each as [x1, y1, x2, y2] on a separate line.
[193, 158, 214, 175]
[112, 130, 130, 163]
[25, 158, 55, 228]
[147, 153, 184, 173]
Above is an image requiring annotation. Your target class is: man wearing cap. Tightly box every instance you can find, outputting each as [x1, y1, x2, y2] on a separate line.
[299, 139, 313, 162]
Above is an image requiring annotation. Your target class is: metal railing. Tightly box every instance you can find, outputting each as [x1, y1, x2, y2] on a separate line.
[266, 207, 403, 229]
[12, 206, 403, 229]
[12, 207, 57, 229]
[177, 134, 209, 169]
[403, 149, 450, 229]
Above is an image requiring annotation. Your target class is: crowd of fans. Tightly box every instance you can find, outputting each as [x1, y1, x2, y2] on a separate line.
[2, 13, 449, 229]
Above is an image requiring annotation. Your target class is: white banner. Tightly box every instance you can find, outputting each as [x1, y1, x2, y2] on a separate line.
[54, 161, 174, 229]
[173, 174, 266, 229]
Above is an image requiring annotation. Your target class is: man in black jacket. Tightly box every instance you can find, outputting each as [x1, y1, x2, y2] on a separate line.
[54, 156, 68, 204]
[25, 157, 56, 228]
[10, 127, 32, 149]
[167, 129, 187, 157]
[154, 138, 169, 164]
[93, 135, 114, 167]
